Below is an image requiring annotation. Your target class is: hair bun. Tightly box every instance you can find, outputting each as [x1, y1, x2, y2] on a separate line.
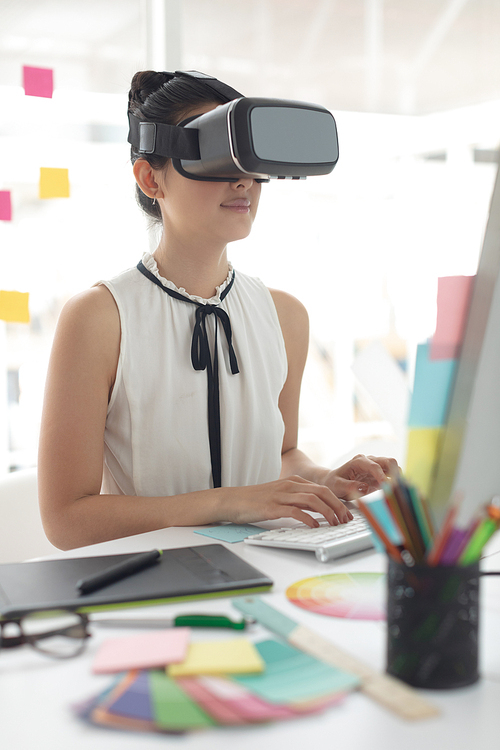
[128, 70, 174, 109]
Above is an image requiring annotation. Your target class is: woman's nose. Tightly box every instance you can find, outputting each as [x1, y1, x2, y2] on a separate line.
[230, 176, 255, 189]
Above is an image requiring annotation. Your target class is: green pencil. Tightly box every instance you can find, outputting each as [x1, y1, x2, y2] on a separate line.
[458, 517, 498, 565]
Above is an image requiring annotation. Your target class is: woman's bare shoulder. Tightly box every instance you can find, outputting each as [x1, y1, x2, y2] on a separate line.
[50, 285, 121, 390]
[61, 283, 118, 317]
[57, 284, 120, 340]
[268, 288, 309, 336]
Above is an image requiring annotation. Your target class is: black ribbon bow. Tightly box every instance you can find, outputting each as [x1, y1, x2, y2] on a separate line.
[136, 260, 239, 488]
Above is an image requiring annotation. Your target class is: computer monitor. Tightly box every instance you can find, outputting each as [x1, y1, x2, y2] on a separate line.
[430, 161, 500, 525]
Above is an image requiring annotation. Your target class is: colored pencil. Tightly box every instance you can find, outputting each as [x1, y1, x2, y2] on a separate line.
[381, 482, 418, 560]
[426, 494, 462, 566]
[356, 499, 404, 563]
[407, 484, 433, 551]
[458, 517, 499, 565]
[393, 480, 426, 561]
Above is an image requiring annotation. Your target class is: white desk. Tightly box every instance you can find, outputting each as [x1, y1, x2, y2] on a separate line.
[2, 525, 499, 750]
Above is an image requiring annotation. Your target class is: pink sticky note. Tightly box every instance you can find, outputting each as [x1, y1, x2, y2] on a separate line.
[22, 65, 54, 98]
[430, 275, 474, 360]
[0, 191, 12, 221]
[92, 628, 190, 674]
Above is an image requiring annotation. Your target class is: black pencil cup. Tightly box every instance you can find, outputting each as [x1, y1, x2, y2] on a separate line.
[386, 559, 480, 689]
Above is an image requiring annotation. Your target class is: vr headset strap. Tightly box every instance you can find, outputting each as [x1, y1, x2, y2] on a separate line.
[173, 70, 243, 102]
[128, 113, 200, 159]
[128, 70, 242, 160]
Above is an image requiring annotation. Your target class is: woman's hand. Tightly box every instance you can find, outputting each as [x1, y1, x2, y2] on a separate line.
[320, 454, 400, 501]
[224, 475, 354, 528]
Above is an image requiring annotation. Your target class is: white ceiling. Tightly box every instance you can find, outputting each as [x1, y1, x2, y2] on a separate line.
[1, 0, 500, 116]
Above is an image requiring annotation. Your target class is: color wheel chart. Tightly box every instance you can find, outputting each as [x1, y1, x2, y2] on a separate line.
[286, 573, 386, 621]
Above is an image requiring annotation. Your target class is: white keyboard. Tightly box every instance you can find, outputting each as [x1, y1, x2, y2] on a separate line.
[244, 509, 374, 562]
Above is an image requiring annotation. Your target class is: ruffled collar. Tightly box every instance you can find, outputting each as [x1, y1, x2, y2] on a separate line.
[142, 252, 234, 306]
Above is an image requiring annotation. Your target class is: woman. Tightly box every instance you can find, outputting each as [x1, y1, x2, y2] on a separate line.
[38, 70, 398, 550]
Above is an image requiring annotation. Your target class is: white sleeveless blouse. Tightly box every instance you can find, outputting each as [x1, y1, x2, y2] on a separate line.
[98, 253, 288, 498]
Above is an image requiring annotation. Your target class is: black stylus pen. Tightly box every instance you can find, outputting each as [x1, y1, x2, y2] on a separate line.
[76, 549, 162, 595]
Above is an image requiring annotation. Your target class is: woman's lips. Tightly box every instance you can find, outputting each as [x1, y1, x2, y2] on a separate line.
[220, 199, 251, 213]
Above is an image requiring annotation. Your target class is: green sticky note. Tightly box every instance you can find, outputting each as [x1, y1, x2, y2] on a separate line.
[194, 524, 265, 543]
[149, 670, 215, 730]
[233, 639, 360, 704]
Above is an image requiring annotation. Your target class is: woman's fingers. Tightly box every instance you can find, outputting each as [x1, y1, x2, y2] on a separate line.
[366, 455, 401, 480]
[273, 476, 352, 524]
[229, 476, 356, 527]
[341, 454, 399, 486]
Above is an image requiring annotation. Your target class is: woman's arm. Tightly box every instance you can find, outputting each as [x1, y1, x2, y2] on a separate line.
[38, 286, 352, 550]
[270, 288, 399, 505]
[38, 286, 238, 549]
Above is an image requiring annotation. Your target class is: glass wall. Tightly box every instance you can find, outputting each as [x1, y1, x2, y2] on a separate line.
[1, 0, 499, 473]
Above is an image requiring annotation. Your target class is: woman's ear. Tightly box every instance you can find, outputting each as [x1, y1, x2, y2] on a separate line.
[132, 159, 164, 201]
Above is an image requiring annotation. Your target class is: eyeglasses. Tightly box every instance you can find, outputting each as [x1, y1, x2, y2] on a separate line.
[0, 610, 90, 658]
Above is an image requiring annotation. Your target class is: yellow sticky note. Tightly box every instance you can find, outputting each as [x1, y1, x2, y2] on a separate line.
[0, 290, 30, 323]
[405, 427, 442, 497]
[39, 167, 70, 199]
[168, 639, 265, 677]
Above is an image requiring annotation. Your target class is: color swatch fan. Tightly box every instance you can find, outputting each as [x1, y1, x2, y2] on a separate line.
[286, 572, 385, 621]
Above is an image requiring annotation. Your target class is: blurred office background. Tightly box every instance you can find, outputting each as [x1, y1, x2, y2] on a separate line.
[1, 0, 500, 477]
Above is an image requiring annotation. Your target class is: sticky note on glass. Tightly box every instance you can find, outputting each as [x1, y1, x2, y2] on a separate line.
[0, 291, 30, 323]
[23, 65, 54, 98]
[168, 638, 265, 677]
[92, 628, 190, 674]
[408, 342, 456, 427]
[194, 524, 265, 543]
[431, 276, 473, 360]
[0, 191, 12, 221]
[39, 167, 70, 199]
[405, 427, 442, 497]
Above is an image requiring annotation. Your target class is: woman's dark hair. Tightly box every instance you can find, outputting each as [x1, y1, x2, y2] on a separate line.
[128, 71, 228, 223]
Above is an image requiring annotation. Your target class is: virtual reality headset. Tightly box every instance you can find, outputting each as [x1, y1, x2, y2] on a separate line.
[127, 71, 339, 183]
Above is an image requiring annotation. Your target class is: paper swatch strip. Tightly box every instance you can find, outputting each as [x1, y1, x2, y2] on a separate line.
[233, 639, 360, 704]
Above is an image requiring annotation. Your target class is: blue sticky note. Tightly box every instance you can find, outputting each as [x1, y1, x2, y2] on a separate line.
[193, 524, 264, 543]
[408, 342, 456, 427]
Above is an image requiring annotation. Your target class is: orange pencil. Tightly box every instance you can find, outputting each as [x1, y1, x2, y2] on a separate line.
[392, 480, 426, 561]
[357, 500, 404, 563]
[420, 494, 436, 540]
[487, 501, 500, 523]
[382, 482, 418, 560]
